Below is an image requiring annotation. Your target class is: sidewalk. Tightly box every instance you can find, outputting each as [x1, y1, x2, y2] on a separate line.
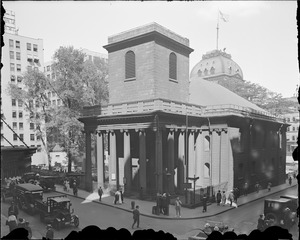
[54, 180, 298, 220]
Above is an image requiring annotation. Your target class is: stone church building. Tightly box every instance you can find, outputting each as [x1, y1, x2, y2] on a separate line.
[79, 23, 287, 201]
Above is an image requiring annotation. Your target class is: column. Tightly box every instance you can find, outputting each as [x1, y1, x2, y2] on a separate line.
[109, 131, 117, 189]
[188, 131, 195, 179]
[155, 128, 163, 193]
[96, 132, 105, 188]
[124, 130, 132, 193]
[211, 130, 221, 186]
[139, 130, 147, 192]
[195, 131, 202, 187]
[167, 130, 175, 194]
[85, 129, 93, 192]
[177, 131, 185, 193]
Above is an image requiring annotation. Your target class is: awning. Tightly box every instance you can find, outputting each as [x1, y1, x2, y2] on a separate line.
[27, 55, 33, 61]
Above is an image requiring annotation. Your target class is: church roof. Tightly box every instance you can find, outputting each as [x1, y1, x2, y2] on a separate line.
[189, 76, 268, 113]
[190, 49, 243, 80]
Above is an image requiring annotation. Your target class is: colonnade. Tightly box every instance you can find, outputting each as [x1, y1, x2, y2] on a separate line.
[83, 126, 230, 196]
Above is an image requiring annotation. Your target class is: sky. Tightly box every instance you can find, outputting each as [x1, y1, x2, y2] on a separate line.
[2, 1, 299, 98]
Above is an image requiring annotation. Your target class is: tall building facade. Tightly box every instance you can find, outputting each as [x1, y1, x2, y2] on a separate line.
[1, 10, 47, 167]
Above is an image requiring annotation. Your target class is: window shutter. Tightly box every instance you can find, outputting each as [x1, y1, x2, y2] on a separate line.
[169, 53, 177, 80]
[125, 51, 135, 79]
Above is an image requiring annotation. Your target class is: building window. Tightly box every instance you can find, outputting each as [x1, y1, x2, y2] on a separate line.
[197, 69, 202, 77]
[125, 51, 136, 80]
[11, 75, 15, 82]
[16, 52, 21, 60]
[47, 65, 50, 71]
[51, 73, 55, 79]
[10, 51, 14, 59]
[52, 100, 56, 105]
[16, 41, 20, 49]
[27, 43, 31, 51]
[17, 76, 22, 83]
[16, 64, 21, 72]
[18, 100, 23, 107]
[1, 134, 3, 141]
[33, 44, 38, 52]
[204, 135, 210, 151]
[228, 66, 232, 74]
[12, 111, 17, 118]
[169, 52, 177, 80]
[292, 136, 295, 141]
[10, 63, 15, 71]
[30, 134, 35, 141]
[9, 39, 14, 48]
[20, 134, 24, 141]
[27, 66, 32, 71]
[204, 163, 210, 178]
[57, 99, 61, 106]
[36, 135, 41, 141]
[47, 74, 50, 79]
[0, 122, 3, 130]
[19, 122, 23, 130]
[30, 123, 34, 130]
[13, 133, 18, 141]
[12, 99, 16, 106]
[13, 122, 17, 130]
[210, 67, 215, 75]
[292, 117, 296, 122]
[19, 111, 23, 118]
[48, 92, 51, 98]
[292, 127, 295, 131]
[204, 69, 208, 76]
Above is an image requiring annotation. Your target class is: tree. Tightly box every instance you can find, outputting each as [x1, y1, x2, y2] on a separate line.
[217, 78, 298, 115]
[6, 70, 54, 169]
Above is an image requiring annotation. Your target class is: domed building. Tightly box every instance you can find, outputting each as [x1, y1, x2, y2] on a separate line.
[80, 23, 287, 205]
[190, 49, 243, 83]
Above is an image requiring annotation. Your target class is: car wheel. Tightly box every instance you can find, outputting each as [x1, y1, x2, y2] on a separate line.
[73, 216, 79, 228]
[265, 212, 278, 226]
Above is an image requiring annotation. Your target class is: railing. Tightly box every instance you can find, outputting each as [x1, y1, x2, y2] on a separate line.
[81, 99, 284, 122]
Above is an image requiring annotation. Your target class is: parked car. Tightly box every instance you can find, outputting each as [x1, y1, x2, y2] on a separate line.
[39, 176, 56, 192]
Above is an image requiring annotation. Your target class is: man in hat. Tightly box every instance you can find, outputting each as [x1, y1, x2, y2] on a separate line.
[98, 186, 103, 202]
[18, 218, 26, 228]
[6, 214, 18, 232]
[8, 201, 19, 219]
[46, 224, 54, 240]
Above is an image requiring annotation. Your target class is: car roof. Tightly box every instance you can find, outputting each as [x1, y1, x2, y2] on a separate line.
[51, 197, 70, 203]
[280, 195, 298, 200]
[265, 198, 291, 203]
[40, 176, 56, 179]
[16, 183, 43, 191]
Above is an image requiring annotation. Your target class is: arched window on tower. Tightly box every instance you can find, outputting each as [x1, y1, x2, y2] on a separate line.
[210, 67, 215, 75]
[204, 135, 210, 151]
[125, 51, 136, 80]
[197, 69, 202, 77]
[204, 68, 208, 76]
[204, 163, 210, 178]
[169, 52, 177, 80]
[228, 66, 232, 74]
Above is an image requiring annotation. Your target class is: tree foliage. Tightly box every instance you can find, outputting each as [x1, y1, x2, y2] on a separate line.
[6, 46, 109, 171]
[217, 78, 297, 115]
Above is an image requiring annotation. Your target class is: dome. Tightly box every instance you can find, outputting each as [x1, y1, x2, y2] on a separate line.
[189, 76, 268, 113]
[190, 50, 243, 80]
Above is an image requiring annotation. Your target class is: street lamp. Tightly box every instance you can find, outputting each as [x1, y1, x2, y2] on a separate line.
[165, 168, 172, 193]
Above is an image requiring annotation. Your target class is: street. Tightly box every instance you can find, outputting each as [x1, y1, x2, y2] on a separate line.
[1, 185, 298, 239]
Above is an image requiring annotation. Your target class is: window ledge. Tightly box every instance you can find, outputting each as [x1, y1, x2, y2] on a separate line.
[169, 78, 178, 83]
[124, 78, 136, 82]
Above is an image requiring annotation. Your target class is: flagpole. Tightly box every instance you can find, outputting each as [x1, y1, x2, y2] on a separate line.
[216, 11, 220, 50]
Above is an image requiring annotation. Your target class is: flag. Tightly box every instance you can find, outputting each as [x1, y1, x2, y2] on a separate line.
[219, 11, 229, 22]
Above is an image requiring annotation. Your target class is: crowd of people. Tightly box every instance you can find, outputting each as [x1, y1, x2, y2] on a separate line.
[156, 192, 171, 216]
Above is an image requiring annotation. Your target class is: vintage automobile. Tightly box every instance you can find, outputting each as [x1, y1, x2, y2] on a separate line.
[39, 176, 56, 192]
[264, 198, 297, 228]
[280, 195, 298, 212]
[35, 194, 79, 230]
[22, 172, 38, 183]
[1, 180, 16, 203]
[15, 183, 44, 215]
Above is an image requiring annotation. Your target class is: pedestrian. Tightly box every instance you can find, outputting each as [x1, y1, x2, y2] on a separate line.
[120, 188, 124, 203]
[66, 179, 70, 192]
[175, 197, 182, 217]
[267, 182, 272, 192]
[98, 186, 103, 202]
[156, 192, 161, 215]
[158, 193, 164, 214]
[6, 214, 18, 232]
[221, 191, 226, 206]
[257, 214, 265, 231]
[288, 176, 292, 186]
[162, 193, 167, 215]
[202, 194, 207, 212]
[18, 218, 26, 228]
[8, 201, 19, 219]
[216, 190, 222, 206]
[255, 182, 260, 193]
[228, 190, 234, 207]
[24, 221, 32, 239]
[73, 182, 78, 196]
[45, 224, 54, 240]
[63, 180, 67, 191]
[243, 182, 248, 196]
[132, 205, 140, 229]
[114, 190, 120, 205]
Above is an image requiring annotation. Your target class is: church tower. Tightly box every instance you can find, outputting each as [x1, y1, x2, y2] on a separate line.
[103, 22, 194, 105]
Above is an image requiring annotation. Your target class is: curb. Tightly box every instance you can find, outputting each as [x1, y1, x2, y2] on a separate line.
[54, 184, 297, 220]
